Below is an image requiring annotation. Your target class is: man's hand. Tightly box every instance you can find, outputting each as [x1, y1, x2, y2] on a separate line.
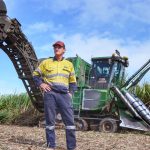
[40, 83, 51, 92]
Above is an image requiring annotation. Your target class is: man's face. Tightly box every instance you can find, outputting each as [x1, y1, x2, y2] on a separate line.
[53, 45, 65, 56]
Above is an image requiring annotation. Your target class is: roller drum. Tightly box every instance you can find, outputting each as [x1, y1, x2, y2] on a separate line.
[137, 98, 150, 115]
[138, 109, 148, 117]
[136, 105, 145, 113]
[145, 115, 150, 121]
[132, 101, 140, 108]
[125, 92, 136, 104]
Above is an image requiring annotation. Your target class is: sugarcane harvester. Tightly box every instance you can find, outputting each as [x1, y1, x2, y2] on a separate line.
[0, 0, 150, 132]
[68, 52, 150, 132]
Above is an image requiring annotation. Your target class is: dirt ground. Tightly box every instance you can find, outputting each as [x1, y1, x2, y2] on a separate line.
[0, 125, 150, 150]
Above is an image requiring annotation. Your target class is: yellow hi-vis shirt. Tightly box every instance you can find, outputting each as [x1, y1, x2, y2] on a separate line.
[33, 58, 76, 91]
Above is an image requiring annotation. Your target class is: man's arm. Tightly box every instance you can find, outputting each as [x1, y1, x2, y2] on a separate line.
[33, 61, 51, 92]
[69, 63, 77, 95]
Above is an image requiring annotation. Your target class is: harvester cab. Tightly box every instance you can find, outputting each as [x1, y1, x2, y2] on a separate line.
[89, 50, 129, 89]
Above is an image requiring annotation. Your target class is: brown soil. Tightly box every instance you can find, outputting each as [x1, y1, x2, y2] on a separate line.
[0, 125, 150, 150]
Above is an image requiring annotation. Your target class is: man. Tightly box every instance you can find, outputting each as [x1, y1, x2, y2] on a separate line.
[33, 41, 77, 150]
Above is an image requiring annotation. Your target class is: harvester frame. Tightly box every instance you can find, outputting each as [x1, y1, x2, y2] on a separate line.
[68, 53, 150, 132]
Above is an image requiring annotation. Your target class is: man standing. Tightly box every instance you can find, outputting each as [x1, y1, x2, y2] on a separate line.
[33, 41, 77, 150]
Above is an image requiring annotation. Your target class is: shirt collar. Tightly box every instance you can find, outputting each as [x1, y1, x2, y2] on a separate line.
[53, 56, 64, 61]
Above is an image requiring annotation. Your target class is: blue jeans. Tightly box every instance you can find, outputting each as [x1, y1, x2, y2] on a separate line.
[44, 91, 76, 150]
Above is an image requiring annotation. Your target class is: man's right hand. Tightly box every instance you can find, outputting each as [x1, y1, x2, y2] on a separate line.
[40, 83, 51, 92]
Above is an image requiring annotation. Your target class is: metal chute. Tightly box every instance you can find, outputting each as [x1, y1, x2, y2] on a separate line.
[111, 86, 150, 131]
[123, 59, 150, 90]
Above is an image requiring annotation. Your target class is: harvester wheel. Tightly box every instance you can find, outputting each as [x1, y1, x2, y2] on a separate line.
[75, 119, 88, 131]
[99, 118, 118, 133]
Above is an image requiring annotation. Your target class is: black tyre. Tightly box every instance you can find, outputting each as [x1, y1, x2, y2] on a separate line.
[99, 118, 118, 133]
[75, 119, 88, 131]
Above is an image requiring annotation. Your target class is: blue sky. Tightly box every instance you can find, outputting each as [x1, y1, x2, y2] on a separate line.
[0, 0, 150, 94]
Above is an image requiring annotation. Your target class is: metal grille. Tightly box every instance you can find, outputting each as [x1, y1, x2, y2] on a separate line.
[82, 89, 100, 110]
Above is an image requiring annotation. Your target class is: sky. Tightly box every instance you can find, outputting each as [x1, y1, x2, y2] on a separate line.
[0, 0, 150, 94]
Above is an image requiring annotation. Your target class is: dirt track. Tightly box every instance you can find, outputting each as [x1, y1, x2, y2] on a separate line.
[0, 125, 150, 150]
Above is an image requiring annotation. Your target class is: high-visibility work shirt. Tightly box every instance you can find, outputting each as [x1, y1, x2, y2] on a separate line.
[33, 58, 77, 93]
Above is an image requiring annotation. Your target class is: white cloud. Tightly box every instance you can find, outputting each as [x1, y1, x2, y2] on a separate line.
[24, 22, 60, 35]
[5, 0, 150, 27]
[78, 0, 150, 26]
[78, 0, 116, 24]
[41, 32, 150, 81]
[29, 0, 150, 33]
[124, 40, 150, 73]
[128, 1, 150, 24]
[50, 33, 125, 61]
[35, 43, 54, 58]
[48, 0, 81, 14]
[35, 0, 82, 14]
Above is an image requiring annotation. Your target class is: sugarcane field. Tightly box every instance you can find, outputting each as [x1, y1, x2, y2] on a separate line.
[0, 0, 150, 150]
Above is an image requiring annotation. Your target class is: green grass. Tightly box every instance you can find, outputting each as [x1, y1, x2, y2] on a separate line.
[0, 82, 149, 124]
[135, 82, 150, 104]
[0, 93, 32, 123]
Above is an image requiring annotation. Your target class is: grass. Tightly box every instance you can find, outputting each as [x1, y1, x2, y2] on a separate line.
[0, 82, 149, 124]
[135, 82, 150, 104]
[0, 93, 32, 123]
